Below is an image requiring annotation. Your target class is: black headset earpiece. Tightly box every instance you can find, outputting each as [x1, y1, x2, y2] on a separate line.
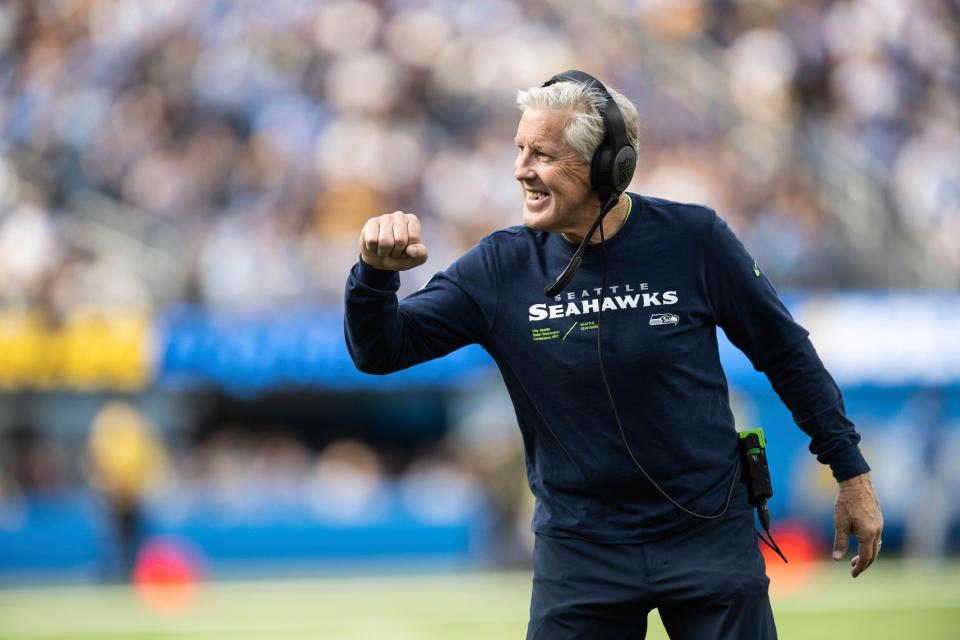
[541, 70, 636, 203]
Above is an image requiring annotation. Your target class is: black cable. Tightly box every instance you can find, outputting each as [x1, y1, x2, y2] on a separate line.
[596, 199, 741, 520]
[756, 527, 789, 564]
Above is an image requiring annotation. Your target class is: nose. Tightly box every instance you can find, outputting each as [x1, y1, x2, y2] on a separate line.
[514, 151, 535, 182]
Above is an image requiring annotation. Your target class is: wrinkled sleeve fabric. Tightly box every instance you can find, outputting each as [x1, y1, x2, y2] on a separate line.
[343, 239, 497, 375]
[704, 213, 870, 481]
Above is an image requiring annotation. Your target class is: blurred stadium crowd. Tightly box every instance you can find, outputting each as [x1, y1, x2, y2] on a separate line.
[0, 0, 957, 319]
[1, 0, 959, 578]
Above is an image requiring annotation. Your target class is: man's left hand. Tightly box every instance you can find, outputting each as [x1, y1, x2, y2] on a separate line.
[832, 471, 883, 578]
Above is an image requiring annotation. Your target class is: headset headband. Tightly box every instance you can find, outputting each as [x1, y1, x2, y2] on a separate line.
[541, 70, 636, 203]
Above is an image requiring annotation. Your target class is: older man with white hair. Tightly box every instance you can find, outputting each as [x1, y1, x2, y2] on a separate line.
[344, 70, 882, 639]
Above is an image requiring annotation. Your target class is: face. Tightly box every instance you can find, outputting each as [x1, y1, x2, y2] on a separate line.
[513, 108, 595, 234]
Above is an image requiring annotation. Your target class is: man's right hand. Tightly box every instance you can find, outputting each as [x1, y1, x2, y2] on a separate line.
[359, 211, 429, 271]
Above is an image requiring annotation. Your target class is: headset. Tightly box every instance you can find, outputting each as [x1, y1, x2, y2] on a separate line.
[542, 70, 637, 205]
[540, 71, 746, 527]
[543, 70, 637, 298]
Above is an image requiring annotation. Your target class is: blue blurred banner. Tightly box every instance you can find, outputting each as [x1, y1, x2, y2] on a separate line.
[155, 294, 960, 393]
[721, 293, 960, 389]
[0, 479, 493, 580]
[155, 305, 493, 394]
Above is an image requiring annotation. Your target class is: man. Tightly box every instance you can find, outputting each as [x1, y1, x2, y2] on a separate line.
[344, 72, 883, 638]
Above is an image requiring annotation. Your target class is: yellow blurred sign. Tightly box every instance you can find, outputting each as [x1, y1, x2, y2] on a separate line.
[0, 308, 152, 390]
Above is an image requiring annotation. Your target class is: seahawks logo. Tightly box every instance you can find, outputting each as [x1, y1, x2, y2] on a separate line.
[649, 313, 679, 326]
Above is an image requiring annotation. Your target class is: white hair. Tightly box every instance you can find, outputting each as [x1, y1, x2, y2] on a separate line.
[516, 79, 640, 163]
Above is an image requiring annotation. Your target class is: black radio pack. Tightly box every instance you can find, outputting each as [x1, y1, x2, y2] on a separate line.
[738, 428, 787, 563]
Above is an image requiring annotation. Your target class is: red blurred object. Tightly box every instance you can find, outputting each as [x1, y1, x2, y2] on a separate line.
[760, 521, 822, 595]
[133, 536, 203, 613]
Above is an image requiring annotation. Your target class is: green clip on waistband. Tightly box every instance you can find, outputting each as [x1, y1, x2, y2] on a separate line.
[738, 427, 766, 455]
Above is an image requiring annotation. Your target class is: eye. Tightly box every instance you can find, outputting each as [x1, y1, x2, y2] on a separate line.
[516, 145, 552, 161]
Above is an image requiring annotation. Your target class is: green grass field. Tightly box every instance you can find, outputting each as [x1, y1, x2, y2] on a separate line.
[1, 560, 958, 639]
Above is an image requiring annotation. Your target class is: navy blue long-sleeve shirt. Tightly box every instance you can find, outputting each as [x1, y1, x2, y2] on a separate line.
[344, 193, 870, 542]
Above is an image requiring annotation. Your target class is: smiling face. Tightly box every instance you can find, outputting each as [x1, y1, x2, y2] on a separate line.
[513, 108, 596, 235]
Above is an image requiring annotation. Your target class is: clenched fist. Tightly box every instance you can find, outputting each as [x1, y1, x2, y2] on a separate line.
[359, 211, 429, 271]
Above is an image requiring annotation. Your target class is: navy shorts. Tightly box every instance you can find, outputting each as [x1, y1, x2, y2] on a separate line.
[527, 503, 777, 639]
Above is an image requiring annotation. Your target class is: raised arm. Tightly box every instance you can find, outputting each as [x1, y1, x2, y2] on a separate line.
[344, 211, 496, 375]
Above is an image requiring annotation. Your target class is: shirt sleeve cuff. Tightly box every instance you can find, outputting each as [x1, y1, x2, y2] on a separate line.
[355, 259, 400, 290]
[826, 445, 871, 482]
